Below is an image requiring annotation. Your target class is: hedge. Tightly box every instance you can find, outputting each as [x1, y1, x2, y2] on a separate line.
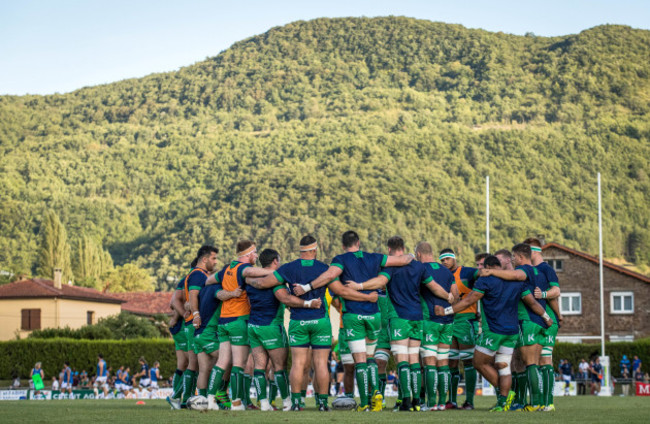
[0, 339, 176, 380]
[2, 338, 648, 379]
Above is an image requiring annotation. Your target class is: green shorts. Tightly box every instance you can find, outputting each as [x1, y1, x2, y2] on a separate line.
[194, 330, 220, 354]
[520, 320, 546, 346]
[218, 316, 249, 346]
[183, 322, 196, 352]
[452, 314, 478, 345]
[288, 317, 332, 348]
[338, 327, 350, 355]
[476, 329, 518, 353]
[421, 320, 453, 346]
[342, 312, 381, 342]
[542, 323, 558, 347]
[248, 322, 288, 350]
[173, 328, 189, 351]
[388, 317, 422, 342]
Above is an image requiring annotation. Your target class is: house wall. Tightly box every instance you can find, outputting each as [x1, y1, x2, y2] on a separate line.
[0, 298, 121, 341]
[543, 246, 650, 340]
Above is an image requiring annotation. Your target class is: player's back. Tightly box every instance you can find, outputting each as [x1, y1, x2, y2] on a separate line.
[476, 275, 523, 335]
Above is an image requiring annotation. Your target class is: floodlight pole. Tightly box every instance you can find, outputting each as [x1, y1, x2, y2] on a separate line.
[598, 172, 605, 357]
[486, 176, 490, 253]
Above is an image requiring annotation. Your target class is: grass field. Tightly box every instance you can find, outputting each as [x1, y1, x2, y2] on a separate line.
[2, 396, 649, 423]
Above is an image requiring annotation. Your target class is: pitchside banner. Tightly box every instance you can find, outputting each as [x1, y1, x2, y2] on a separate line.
[636, 382, 650, 396]
[19, 388, 174, 400]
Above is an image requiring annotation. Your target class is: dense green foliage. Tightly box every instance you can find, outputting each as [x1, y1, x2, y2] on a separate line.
[0, 18, 648, 289]
[28, 312, 169, 340]
[1, 338, 176, 380]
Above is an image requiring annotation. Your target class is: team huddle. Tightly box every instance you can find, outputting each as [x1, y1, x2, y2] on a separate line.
[165, 231, 560, 412]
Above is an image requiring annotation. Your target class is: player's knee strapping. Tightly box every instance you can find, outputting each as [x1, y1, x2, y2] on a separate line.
[391, 344, 409, 356]
[348, 339, 366, 354]
[449, 349, 460, 360]
[495, 346, 514, 376]
[420, 346, 438, 358]
[408, 346, 420, 356]
[374, 350, 390, 363]
[460, 348, 474, 360]
[437, 347, 450, 361]
[341, 353, 354, 365]
[541, 346, 553, 357]
[366, 342, 377, 357]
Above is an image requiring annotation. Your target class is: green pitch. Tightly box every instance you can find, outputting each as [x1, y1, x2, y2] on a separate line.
[2, 396, 649, 423]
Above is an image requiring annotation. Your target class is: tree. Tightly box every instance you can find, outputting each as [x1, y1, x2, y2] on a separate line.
[103, 263, 154, 293]
[36, 211, 73, 283]
[74, 235, 114, 289]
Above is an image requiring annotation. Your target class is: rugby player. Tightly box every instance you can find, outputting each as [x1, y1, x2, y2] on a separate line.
[167, 294, 188, 406]
[247, 235, 378, 411]
[245, 247, 325, 411]
[346, 237, 452, 412]
[134, 357, 150, 391]
[438, 255, 552, 411]
[478, 243, 552, 411]
[415, 242, 457, 411]
[525, 237, 562, 412]
[61, 361, 73, 399]
[294, 231, 413, 411]
[205, 240, 272, 411]
[332, 298, 356, 399]
[94, 354, 109, 399]
[148, 362, 161, 398]
[440, 248, 479, 410]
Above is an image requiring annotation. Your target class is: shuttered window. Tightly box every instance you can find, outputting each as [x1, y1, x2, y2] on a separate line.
[21, 309, 41, 330]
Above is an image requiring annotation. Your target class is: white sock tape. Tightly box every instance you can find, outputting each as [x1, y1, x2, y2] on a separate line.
[374, 350, 390, 362]
[390, 344, 409, 355]
[341, 353, 354, 365]
[348, 339, 366, 354]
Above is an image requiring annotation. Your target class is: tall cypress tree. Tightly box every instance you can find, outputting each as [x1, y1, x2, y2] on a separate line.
[37, 211, 73, 284]
[74, 235, 114, 288]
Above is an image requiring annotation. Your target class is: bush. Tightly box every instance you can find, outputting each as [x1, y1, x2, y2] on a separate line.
[0, 339, 176, 379]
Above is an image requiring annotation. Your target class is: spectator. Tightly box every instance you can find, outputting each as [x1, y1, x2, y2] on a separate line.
[633, 356, 642, 377]
[559, 359, 572, 396]
[620, 361, 631, 396]
[11, 376, 21, 389]
[620, 355, 631, 375]
[590, 357, 602, 395]
[387, 370, 397, 391]
[51, 376, 59, 391]
[578, 358, 589, 395]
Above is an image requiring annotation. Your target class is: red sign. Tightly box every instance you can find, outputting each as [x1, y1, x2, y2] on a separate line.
[636, 382, 650, 396]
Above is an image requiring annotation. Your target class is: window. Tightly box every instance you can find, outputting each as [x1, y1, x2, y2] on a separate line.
[21, 309, 41, 330]
[87, 311, 95, 325]
[611, 291, 634, 314]
[560, 292, 582, 315]
[547, 259, 563, 272]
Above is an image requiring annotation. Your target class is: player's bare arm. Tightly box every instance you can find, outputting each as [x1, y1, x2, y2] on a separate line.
[344, 274, 388, 291]
[294, 265, 342, 295]
[329, 280, 378, 303]
[216, 287, 243, 301]
[522, 293, 553, 327]
[480, 268, 526, 281]
[274, 288, 322, 309]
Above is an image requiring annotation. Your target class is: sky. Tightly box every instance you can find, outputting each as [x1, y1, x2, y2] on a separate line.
[1, 0, 648, 95]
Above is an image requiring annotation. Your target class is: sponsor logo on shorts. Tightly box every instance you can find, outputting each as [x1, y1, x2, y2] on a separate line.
[357, 315, 375, 321]
[300, 320, 319, 326]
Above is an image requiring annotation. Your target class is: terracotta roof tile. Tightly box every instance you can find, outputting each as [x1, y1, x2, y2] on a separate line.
[0, 278, 124, 303]
[542, 242, 650, 283]
[111, 292, 174, 316]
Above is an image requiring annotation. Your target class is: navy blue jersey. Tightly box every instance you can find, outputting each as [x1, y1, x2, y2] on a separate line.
[382, 261, 431, 321]
[195, 284, 222, 335]
[139, 363, 149, 377]
[247, 283, 285, 325]
[474, 275, 529, 335]
[331, 251, 387, 315]
[276, 259, 330, 320]
[536, 261, 560, 322]
[560, 362, 572, 377]
[516, 264, 548, 328]
[169, 317, 183, 336]
[187, 269, 208, 292]
[421, 262, 455, 324]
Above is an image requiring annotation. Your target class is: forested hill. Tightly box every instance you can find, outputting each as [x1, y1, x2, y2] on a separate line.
[1, 17, 649, 289]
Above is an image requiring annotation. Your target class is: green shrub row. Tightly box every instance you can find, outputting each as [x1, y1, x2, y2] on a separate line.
[0, 339, 176, 380]
[2, 338, 648, 379]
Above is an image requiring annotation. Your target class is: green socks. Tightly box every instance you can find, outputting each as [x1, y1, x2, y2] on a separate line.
[464, 365, 477, 405]
[425, 366, 438, 407]
[199, 388, 207, 397]
[208, 366, 225, 396]
[275, 370, 289, 399]
[231, 366, 244, 401]
[410, 363, 422, 403]
[356, 363, 369, 406]
[269, 377, 278, 402]
[526, 365, 542, 406]
[542, 364, 554, 406]
[397, 361, 412, 401]
[450, 367, 460, 405]
[515, 372, 528, 405]
[171, 369, 183, 399]
[316, 394, 329, 408]
[181, 369, 197, 403]
[438, 365, 451, 405]
[244, 373, 252, 405]
[253, 369, 267, 401]
[291, 392, 301, 407]
[367, 358, 379, 394]
[379, 373, 387, 398]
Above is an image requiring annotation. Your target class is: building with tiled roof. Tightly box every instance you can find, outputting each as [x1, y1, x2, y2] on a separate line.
[542, 242, 650, 342]
[0, 276, 124, 340]
[112, 291, 173, 316]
